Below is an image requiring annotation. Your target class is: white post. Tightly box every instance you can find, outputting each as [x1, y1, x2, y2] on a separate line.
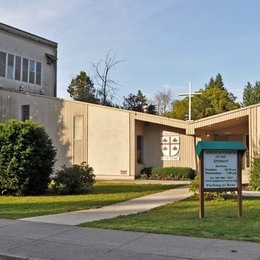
[188, 81, 192, 121]
[178, 82, 202, 121]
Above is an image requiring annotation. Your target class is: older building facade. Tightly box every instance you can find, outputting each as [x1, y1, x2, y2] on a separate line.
[0, 23, 57, 97]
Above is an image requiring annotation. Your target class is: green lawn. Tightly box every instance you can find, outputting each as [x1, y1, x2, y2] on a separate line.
[0, 182, 177, 219]
[81, 196, 260, 243]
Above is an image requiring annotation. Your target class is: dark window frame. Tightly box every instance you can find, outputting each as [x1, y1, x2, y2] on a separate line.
[137, 135, 144, 164]
[21, 105, 30, 121]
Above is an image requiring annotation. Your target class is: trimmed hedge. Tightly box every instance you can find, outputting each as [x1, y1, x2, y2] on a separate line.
[140, 166, 195, 180]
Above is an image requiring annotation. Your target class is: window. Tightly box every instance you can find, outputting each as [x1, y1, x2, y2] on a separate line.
[137, 135, 144, 164]
[73, 116, 84, 164]
[0, 51, 6, 77]
[22, 58, 28, 82]
[74, 116, 83, 140]
[36, 62, 41, 85]
[246, 134, 249, 168]
[7, 54, 14, 79]
[29, 60, 35, 83]
[15, 56, 21, 80]
[0, 51, 42, 85]
[21, 105, 30, 121]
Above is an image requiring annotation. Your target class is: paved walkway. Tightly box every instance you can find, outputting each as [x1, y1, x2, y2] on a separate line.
[20, 185, 192, 225]
[0, 184, 259, 259]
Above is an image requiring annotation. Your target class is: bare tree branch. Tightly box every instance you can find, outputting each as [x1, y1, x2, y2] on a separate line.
[154, 89, 172, 115]
[91, 50, 124, 106]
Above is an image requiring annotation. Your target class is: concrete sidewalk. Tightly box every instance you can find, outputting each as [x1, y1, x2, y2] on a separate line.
[0, 219, 259, 260]
[20, 185, 192, 225]
[0, 185, 259, 259]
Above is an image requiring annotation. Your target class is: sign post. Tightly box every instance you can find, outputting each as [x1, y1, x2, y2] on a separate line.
[195, 141, 246, 218]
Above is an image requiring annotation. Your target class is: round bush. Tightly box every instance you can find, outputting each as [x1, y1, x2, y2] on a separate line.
[50, 162, 95, 195]
[0, 119, 56, 195]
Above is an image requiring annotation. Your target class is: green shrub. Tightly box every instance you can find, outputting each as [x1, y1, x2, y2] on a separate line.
[249, 143, 260, 191]
[50, 162, 95, 195]
[0, 119, 56, 195]
[151, 166, 195, 180]
[189, 175, 200, 196]
[140, 167, 153, 179]
[140, 166, 195, 180]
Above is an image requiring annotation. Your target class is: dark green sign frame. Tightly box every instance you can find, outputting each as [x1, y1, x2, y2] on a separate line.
[196, 141, 246, 218]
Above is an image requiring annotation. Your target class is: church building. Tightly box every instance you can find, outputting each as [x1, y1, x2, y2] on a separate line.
[0, 23, 259, 182]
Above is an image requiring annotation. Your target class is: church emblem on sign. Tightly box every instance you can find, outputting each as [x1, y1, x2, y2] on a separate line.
[161, 131, 180, 160]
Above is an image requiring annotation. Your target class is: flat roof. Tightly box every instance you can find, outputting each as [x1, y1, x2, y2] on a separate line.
[0, 22, 57, 48]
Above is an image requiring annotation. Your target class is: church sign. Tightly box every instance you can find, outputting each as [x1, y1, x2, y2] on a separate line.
[196, 141, 246, 218]
[203, 150, 238, 189]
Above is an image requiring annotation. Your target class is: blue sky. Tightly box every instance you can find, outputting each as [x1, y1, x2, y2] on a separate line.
[1, 0, 260, 104]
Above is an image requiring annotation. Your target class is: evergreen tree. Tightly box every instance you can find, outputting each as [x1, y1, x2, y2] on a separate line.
[67, 71, 99, 103]
[214, 73, 225, 90]
[123, 90, 147, 112]
[242, 81, 260, 107]
[253, 82, 260, 103]
[243, 82, 254, 106]
[122, 90, 157, 114]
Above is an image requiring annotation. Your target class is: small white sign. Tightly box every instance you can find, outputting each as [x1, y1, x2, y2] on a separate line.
[203, 150, 238, 189]
[161, 156, 180, 161]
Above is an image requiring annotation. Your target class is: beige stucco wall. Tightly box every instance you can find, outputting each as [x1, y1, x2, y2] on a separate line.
[87, 106, 131, 179]
[135, 123, 197, 175]
[0, 90, 71, 169]
[0, 89, 134, 179]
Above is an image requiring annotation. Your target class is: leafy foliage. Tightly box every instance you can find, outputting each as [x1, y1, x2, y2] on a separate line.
[67, 71, 99, 103]
[167, 74, 240, 120]
[0, 119, 56, 195]
[249, 142, 260, 191]
[140, 166, 195, 180]
[50, 162, 95, 195]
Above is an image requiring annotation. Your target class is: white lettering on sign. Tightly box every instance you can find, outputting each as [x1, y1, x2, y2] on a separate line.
[203, 150, 238, 189]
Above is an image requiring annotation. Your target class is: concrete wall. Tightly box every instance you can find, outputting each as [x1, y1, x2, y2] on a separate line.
[88, 106, 131, 179]
[0, 89, 133, 179]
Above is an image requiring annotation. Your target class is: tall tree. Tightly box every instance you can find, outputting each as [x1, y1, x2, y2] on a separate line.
[67, 71, 99, 103]
[122, 90, 157, 114]
[92, 51, 123, 106]
[243, 81, 260, 106]
[154, 89, 172, 115]
[167, 74, 240, 120]
[165, 99, 188, 120]
[123, 90, 147, 112]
